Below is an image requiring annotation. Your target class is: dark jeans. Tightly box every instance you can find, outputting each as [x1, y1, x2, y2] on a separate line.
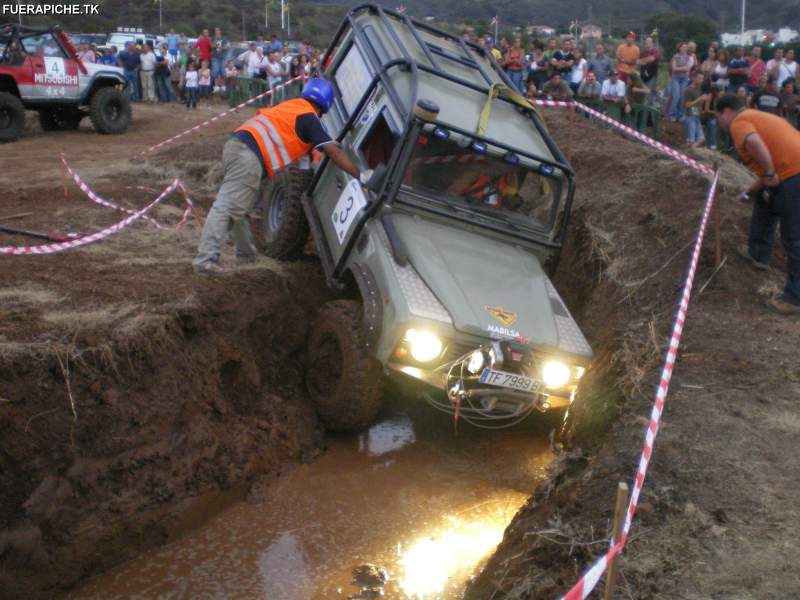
[749, 173, 800, 305]
[185, 86, 198, 108]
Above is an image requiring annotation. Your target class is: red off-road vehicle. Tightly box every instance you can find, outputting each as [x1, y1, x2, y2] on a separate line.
[0, 23, 131, 142]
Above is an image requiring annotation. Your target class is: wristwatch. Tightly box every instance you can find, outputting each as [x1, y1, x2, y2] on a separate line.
[764, 171, 776, 178]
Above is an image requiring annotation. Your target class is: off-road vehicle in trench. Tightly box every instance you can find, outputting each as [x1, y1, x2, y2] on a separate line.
[0, 23, 131, 142]
[261, 4, 592, 431]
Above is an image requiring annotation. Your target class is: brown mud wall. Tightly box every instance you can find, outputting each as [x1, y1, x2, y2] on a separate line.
[0, 269, 325, 599]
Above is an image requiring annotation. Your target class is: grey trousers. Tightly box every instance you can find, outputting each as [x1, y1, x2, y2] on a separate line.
[193, 138, 263, 270]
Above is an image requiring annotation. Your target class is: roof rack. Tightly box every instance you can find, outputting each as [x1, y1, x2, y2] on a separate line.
[322, 4, 570, 171]
[0, 23, 59, 39]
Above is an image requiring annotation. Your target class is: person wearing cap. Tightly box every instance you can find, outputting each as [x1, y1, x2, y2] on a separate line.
[192, 79, 369, 274]
[615, 32, 640, 83]
[577, 71, 601, 100]
[484, 35, 502, 62]
[715, 93, 800, 314]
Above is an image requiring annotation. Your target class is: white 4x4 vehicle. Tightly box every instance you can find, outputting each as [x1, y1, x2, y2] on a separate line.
[0, 24, 131, 142]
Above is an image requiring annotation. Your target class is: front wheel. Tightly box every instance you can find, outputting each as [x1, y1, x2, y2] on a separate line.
[306, 300, 384, 432]
[89, 87, 131, 134]
[259, 166, 312, 260]
[0, 92, 25, 143]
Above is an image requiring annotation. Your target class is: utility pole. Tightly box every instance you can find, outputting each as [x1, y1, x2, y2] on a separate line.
[159, 0, 163, 33]
[287, 3, 291, 37]
[265, 0, 268, 30]
[242, 10, 246, 41]
[741, 0, 745, 34]
[281, 0, 285, 30]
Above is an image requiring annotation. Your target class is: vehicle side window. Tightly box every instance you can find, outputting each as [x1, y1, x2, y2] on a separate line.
[21, 34, 65, 58]
[358, 112, 397, 169]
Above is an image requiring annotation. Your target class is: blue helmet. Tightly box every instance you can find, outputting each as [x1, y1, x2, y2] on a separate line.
[302, 78, 335, 113]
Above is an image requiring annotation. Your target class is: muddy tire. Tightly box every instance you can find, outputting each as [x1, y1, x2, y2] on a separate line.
[0, 92, 25, 143]
[259, 167, 312, 260]
[89, 87, 131, 134]
[38, 106, 82, 131]
[306, 300, 384, 432]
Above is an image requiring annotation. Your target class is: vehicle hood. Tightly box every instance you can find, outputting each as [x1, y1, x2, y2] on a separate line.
[83, 62, 124, 77]
[393, 212, 591, 358]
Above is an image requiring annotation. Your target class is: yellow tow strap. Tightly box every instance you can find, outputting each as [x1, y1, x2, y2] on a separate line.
[477, 83, 542, 137]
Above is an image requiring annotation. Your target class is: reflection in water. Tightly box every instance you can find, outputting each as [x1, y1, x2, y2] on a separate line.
[358, 415, 416, 457]
[258, 531, 314, 600]
[398, 500, 522, 599]
[68, 404, 552, 600]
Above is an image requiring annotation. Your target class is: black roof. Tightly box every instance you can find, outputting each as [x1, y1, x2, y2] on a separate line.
[0, 24, 61, 41]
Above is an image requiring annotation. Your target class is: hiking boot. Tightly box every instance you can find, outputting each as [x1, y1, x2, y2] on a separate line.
[194, 261, 228, 275]
[769, 295, 800, 315]
[737, 244, 769, 271]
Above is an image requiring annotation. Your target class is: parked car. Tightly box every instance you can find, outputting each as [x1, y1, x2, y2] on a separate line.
[66, 32, 108, 48]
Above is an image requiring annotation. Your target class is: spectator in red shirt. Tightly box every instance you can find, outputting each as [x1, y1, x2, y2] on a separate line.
[196, 29, 212, 64]
[747, 46, 766, 93]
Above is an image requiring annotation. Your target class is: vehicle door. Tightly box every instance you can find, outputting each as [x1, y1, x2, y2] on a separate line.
[20, 32, 81, 101]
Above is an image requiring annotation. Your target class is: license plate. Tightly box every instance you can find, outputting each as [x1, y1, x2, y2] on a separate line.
[479, 368, 542, 393]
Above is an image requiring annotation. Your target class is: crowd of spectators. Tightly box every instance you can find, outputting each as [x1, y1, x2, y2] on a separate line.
[88, 28, 324, 110]
[473, 29, 800, 150]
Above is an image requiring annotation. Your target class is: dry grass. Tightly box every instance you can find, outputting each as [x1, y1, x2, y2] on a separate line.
[0, 286, 62, 307]
[42, 303, 141, 328]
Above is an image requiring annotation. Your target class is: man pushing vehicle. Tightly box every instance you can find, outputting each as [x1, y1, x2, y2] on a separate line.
[192, 78, 369, 274]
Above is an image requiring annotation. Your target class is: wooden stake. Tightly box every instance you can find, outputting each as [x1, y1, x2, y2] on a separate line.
[603, 482, 629, 600]
[0, 212, 33, 222]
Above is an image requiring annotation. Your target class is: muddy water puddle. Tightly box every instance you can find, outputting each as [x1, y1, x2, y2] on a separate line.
[69, 402, 554, 599]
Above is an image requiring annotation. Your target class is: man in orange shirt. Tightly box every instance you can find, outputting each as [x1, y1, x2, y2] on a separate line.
[615, 32, 640, 83]
[716, 93, 800, 314]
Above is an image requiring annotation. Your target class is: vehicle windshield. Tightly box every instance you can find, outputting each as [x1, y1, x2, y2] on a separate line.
[20, 33, 65, 58]
[400, 125, 564, 235]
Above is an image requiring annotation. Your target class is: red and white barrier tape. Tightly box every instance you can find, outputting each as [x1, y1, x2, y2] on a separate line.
[0, 179, 181, 256]
[61, 154, 162, 228]
[134, 75, 306, 159]
[531, 99, 715, 177]
[560, 169, 720, 600]
[2, 159, 199, 256]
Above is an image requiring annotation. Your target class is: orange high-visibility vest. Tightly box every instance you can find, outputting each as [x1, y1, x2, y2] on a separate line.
[235, 98, 318, 177]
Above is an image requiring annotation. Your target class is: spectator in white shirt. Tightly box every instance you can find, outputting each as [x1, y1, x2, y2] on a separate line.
[601, 70, 626, 103]
[242, 45, 267, 78]
[265, 52, 284, 103]
[139, 44, 157, 103]
[569, 47, 588, 93]
[778, 49, 798, 89]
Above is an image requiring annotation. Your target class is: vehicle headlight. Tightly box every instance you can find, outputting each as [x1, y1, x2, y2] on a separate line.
[405, 329, 443, 363]
[542, 360, 571, 388]
[466, 350, 485, 374]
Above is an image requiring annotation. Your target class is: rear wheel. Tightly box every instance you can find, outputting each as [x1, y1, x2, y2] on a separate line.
[259, 167, 312, 260]
[306, 300, 384, 432]
[38, 106, 82, 131]
[89, 87, 131, 134]
[0, 92, 25, 143]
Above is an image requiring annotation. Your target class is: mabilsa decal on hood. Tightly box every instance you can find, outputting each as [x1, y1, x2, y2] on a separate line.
[393, 213, 559, 347]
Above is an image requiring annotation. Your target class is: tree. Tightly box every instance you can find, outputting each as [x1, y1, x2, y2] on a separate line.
[645, 12, 719, 55]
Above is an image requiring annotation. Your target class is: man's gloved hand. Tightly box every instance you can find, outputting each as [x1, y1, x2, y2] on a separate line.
[359, 169, 374, 186]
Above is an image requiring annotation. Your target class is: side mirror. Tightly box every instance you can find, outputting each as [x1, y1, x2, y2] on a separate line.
[365, 163, 388, 193]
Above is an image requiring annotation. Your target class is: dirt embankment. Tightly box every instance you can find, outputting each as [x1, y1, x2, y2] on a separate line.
[0, 107, 332, 599]
[466, 111, 800, 599]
